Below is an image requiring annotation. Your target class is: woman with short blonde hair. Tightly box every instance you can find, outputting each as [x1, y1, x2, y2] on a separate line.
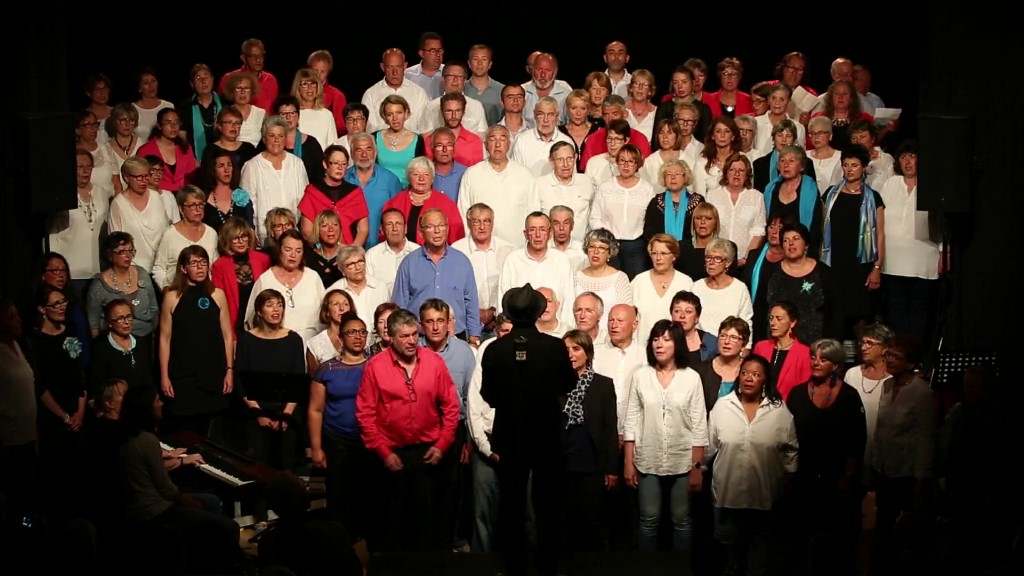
[211, 217, 271, 337]
[291, 68, 337, 150]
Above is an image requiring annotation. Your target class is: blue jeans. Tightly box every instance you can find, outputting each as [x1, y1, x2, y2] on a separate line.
[471, 452, 500, 553]
[637, 472, 692, 552]
[610, 237, 648, 280]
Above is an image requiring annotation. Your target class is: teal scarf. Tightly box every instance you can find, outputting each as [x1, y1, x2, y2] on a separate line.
[663, 189, 688, 240]
[748, 243, 770, 301]
[291, 129, 303, 159]
[763, 174, 819, 230]
[191, 93, 222, 161]
[820, 180, 879, 266]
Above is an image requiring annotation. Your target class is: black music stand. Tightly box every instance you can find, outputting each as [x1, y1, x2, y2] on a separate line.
[928, 350, 999, 392]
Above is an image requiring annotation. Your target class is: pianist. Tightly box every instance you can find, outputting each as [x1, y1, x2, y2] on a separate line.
[118, 385, 243, 574]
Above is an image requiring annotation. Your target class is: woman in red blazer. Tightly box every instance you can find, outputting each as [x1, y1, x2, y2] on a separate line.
[703, 58, 754, 120]
[752, 300, 811, 400]
[210, 216, 271, 337]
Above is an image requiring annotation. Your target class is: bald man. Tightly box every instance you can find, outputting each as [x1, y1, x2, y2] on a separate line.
[361, 48, 430, 133]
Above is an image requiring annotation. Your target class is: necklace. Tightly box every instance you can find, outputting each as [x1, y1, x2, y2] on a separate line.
[386, 130, 402, 150]
[209, 191, 233, 225]
[114, 134, 134, 156]
[109, 268, 133, 292]
[859, 370, 883, 395]
[78, 190, 96, 230]
[809, 377, 837, 404]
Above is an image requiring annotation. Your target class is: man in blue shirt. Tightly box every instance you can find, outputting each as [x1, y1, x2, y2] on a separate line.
[392, 208, 481, 346]
[344, 133, 402, 248]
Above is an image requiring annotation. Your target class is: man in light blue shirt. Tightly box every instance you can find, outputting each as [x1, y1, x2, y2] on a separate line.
[392, 208, 481, 345]
[404, 32, 445, 99]
[430, 128, 468, 203]
[344, 133, 402, 248]
[465, 44, 506, 127]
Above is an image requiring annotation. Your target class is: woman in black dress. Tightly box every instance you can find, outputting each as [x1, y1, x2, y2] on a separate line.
[200, 148, 255, 230]
[766, 223, 841, 343]
[158, 245, 233, 435]
[819, 145, 886, 341]
[29, 285, 88, 521]
[785, 338, 867, 576]
[90, 298, 155, 392]
[236, 288, 306, 470]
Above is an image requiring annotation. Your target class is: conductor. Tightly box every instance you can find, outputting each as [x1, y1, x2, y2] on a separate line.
[481, 283, 578, 576]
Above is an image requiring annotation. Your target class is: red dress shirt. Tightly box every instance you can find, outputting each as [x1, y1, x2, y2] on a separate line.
[323, 82, 348, 135]
[218, 67, 279, 112]
[356, 346, 460, 460]
[381, 191, 466, 245]
[136, 139, 198, 192]
[423, 129, 484, 168]
[578, 127, 652, 172]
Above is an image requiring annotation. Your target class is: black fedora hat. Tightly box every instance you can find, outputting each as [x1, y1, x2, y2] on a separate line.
[501, 283, 546, 325]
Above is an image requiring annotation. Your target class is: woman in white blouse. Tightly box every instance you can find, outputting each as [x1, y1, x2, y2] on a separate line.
[625, 69, 657, 142]
[305, 289, 357, 374]
[327, 245, 390, 344]
[632, 234, 694, 340]
[49, 150, 112, 285]
[75, 110, 119, 193]
[878, 141, 939, 346]
[109, 157, 171, 271]
[151, 186, 220, 291]
[642, 119, 685, 186]
[707, 353, 798, 576]
[624, 319, 708, 553]
[244, 229, 325, 342]
[291, 68, 338, 151]
[241, 116, 310, 243]
[132, 68, 175, 140]
[708, 153, 766, 267]
[845, 322, 892, 478]
[807, 117, 843, 195]
[589, 144, 656, 279]
[575, 229, 632, 330]
[584, 119, 631, 187]
[105, 104, 147, 194]
[692, 116, 741, 196]
[691, 238, 753, 338]
[224, 72, 266, 147]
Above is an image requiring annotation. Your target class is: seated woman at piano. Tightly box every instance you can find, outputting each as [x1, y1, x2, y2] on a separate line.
[236, 287, 306, 471]
[117, 384, 243, 573]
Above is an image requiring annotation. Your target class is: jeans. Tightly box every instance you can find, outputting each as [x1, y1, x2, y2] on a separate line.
[715, 507, 773, 576]
[610, 237, 648, 280]
[636, 471, 692, 552]
[472, 452, 500, 553]
[323, 432, 370, 539]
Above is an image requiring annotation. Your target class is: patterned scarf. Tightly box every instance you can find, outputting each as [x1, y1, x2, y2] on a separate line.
[820, 179, 879, 266]
[191, 93, 222, 161]
[563, 365, 594, 428]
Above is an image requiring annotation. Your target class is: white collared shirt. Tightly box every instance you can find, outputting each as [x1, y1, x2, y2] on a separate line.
[497, 116, 534, 148]
[510, 129, 574, 177]
[607, 69, 632, 99]
[624, 365, 708, 476]
[240, 152, 309, 243]
[550, 240, 587, 272]
[467, 337, 498, 455]
[451, 235, 515, 309]
[589, 177, 656, 241]
[457, 160, 539, 247]
[879, 176, 939, 280]
[497, 247, 576, 327]
[707, 187, 767, 261]
[593, 337, 646, 434]
[365, 239, 420, 294]
[361, 78, 430, 133]
[707, 394, 798, 510]
[535, 173, 596, 244]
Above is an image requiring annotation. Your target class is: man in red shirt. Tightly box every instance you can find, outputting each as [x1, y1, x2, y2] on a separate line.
[218, 38, 279, 111]
[308, 49, 349, 136]
[356, 308, 460, 551]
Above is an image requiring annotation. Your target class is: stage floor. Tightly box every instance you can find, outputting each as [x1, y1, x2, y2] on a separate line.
[367, 551, 691, 576]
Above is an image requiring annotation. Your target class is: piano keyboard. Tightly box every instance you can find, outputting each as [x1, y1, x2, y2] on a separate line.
[160, 442, 254, 487]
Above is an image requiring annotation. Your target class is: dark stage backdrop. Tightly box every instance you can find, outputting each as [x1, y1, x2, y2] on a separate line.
[62, 9, 921, 141]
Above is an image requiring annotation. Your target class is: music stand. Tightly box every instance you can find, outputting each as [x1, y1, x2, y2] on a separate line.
[928, 350, 999, 392]
[238, 371, 310, 406]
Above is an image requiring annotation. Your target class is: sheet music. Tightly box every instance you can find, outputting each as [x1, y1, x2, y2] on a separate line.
[791, 87, 819, 114]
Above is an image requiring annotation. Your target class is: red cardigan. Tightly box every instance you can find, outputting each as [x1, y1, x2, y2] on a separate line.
[579, 127, 652, 172]
[136, 139, 198, 192]
[211, 250, 271, 337]
[297, 182, 369, 245]
[703, 90, 754, 119]
[381, 191, 465, 245]
[752, 338, 812, 401]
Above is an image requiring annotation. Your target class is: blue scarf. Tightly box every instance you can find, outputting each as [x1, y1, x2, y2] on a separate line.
[767, 149, 780, 182]
[820, 180, 879, 266]
[763, 174, 819, 230]
[748, 243, 770, 301]
[291, 129, 303, 159]
[191, 93, 221, 161]
[663, 189, 688, 240]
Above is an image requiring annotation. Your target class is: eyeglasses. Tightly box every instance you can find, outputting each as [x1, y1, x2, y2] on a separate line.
[343, 259, 365, 270]
[111, 314, 134, 324]
[423, 48, 444, 55]
[675, 118, 697, 126]
[344, 115, 365, 123]
[420, 224, 448, 232]
[117, 118, 138, 125]
[433, 142, 454, 150]
[78, 122, 101, 129]
[285, 288, 295, 308]
[270, 223, 292, 232]
[220, 120, 242, 127]
[326, 160, 349, 168]
[616, 159, 637, 166]
[127, 173, 150, 181]
[860, 339, 883, 348]
[231, 234, 250, 243]
[186, 259, 209, 268]
[182, 202, 205, 210]
[299, 80, 317, 88]
[718, 333, 743, 343]
[649, 251, 673, 258]
[606, 136, 625, 143]
[586, 245, 609, 253]
[113, 248, 137, 257]
[342, 328, 368, 337]
[704, 255, 727, 264]
[45, 299, 69, 309]
[468, 218, 492, 227]
[45, 268, 68, 275]
[278, 111, 298, 118]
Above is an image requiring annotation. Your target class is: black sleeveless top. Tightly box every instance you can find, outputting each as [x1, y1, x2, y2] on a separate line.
[167, 284, 227, 415]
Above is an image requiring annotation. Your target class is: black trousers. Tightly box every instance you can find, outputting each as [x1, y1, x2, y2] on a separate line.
[497, 456, 562, 576]
[323, 431, 370, 539]
[437, 423, 472, 548]
[375, 443, 443, 552]
[561, 470, 607, 553]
